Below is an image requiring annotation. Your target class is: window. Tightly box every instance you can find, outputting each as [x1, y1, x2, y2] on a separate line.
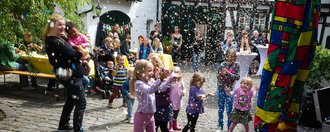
[239, 14, 251, 30]
[254, 13, 266, 29]
[146, 19, 153, 39]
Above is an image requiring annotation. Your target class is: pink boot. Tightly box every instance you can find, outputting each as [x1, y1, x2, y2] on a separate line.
[173, 119, 182, 130]
[169, 121, 174, 132]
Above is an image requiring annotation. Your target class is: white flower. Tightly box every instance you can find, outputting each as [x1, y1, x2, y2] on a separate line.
[49, 21, 55, 28]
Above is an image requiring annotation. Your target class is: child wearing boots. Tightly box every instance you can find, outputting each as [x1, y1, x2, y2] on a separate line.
[169, 67, 185, 131]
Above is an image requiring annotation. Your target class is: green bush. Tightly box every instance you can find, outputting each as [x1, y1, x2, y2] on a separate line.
[0, 0, 92, 43]
[305, 46, 330, 89]
[163, 36, 171, 47]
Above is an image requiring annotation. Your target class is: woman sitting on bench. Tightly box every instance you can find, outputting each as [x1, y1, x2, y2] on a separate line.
[0, 40, 37, 89]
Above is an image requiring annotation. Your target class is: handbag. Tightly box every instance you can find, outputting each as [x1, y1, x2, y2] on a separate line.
[55, 67, 72, 81]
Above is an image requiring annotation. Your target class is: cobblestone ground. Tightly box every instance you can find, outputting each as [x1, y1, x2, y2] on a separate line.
[0, 63, 260, 132]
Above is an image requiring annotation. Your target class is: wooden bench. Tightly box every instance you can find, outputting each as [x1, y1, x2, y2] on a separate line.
[2, 70, 55, 78]
[0, 70, 61, 101]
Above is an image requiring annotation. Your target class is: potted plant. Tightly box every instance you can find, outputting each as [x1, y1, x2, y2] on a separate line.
[163, 36, 172, 54]
[298, 46, 330, 130]
[305, 46, 330, 89]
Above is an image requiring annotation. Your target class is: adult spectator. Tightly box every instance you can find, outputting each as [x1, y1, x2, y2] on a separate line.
[150, 23, 163, 43]
[43, 13, 89, 131]
[120, 34, 136, 64]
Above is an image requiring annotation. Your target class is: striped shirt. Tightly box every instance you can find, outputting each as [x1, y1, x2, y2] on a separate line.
[113, 66, 127, 87]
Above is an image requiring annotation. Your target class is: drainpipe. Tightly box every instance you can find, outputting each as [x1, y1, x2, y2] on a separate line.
[156, 0, 160, 22]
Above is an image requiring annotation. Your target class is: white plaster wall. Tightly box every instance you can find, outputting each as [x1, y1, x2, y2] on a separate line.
[83, 0, 161, 49]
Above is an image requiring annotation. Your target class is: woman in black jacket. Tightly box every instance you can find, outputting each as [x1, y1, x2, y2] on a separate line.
[43, 14, 89, 132]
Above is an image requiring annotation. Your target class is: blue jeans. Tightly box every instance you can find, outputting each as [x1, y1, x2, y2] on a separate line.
[217, 88, 233, 129]
[0, 62, 29, 87]
[82, 75, 90, 90]
[125, 96, 135, 119]
[192, 52, 201, 72]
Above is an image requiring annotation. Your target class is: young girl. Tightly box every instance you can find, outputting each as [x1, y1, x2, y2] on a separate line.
[183, 73, 214, 132]
[66, 22, 91, 49]
[121, 68, 135, 124]
[66, 21, 91, 93]
[152, 38, 163, 53]
[137, 38, 154, 60]
[169, 66, 185, 131]
[108, 55, 127, 108]
[216, 49, 240, 131]
[150, 55, 173, 132]
[240, 30, 251, 54]
[229, 77, 254, 132]
[131, 60, 173, 132]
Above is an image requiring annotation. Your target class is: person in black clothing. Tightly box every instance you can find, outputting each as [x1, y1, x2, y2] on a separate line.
[249, 30, 264, 76]
[192, 31, 204, 72]
[120, 34, 136, 64]
[150, 23, 163, 43]
[171, 26, 183, 62]
[43, 14, 89, 132]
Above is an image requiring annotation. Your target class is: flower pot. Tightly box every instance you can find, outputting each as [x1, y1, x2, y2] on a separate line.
[164, 45, 172, 54]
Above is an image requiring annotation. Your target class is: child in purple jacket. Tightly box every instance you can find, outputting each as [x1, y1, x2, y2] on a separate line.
[182, 73, 214, 132]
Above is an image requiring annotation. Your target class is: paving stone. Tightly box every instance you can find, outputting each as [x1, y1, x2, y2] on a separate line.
[0, 63, 258, 131]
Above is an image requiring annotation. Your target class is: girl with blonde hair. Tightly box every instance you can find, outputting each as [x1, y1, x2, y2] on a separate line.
[130, 60, 173, 132]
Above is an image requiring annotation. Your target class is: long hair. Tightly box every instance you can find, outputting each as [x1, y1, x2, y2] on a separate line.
[42, 13, 65, 42]
[189, 72, 205, 88]
[129, 60, 153, 97]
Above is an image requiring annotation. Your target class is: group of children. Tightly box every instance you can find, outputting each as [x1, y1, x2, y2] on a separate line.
[96, 52, 186, 131]
[106, 48, 254, 132]
[67, 26, 256, 131]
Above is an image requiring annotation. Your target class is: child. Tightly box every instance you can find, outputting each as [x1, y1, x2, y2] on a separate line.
[121, 68, 135, 124]
[216, 49, 240, 131]
[108, 55, 127, 108]
[229, 77, 254, 132]
[66, 22, 91, 93]
[98, 60, 114, 99]
[182, 73, 214, 132]
[150, 55, 173, 132]
[240, 30, 251, 54]
[169, 66, 185, 131]
[66, 22, 91, 49]
[136, 38, 153, 60]
[132, 60, 173, 132]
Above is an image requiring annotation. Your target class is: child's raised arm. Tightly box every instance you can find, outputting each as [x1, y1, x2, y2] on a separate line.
[135, 80, 162, 94]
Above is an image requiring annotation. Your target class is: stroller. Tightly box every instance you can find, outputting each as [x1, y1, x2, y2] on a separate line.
[92, 47, 115, 99]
